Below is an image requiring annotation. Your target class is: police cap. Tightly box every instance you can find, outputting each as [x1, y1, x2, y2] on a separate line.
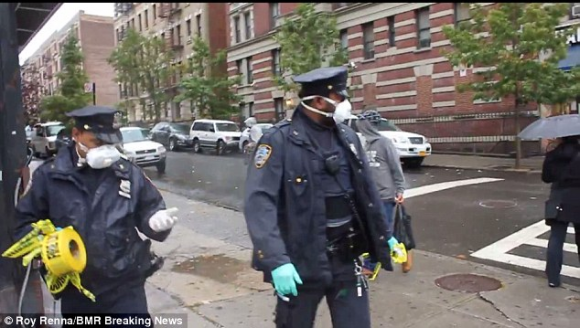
[66, 105, 122, 144]
[293, 66, 349, 99]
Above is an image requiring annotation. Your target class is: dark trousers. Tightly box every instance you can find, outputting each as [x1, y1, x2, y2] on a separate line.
[546, 221, 580, 284]
[61, 283, 151, 327]
[274, 257, 371, 328]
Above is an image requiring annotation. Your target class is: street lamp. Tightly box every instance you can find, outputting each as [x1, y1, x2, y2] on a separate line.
[285, 98, 294, 109]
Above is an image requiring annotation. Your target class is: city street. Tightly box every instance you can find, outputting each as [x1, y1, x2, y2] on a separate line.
[142, 150, 580, 285]
[29, 152, 580, 327]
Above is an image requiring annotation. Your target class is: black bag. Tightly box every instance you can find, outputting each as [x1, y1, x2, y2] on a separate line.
[393, 204, 416, 250]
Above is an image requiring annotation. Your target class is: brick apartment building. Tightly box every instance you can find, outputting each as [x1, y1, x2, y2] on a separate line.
[113, 3, 228, 123]
[21, 11, 119, 108]
[226, 3, 557, 155]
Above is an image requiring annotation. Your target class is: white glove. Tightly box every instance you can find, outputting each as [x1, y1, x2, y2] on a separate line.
[149, 207, 178, 232]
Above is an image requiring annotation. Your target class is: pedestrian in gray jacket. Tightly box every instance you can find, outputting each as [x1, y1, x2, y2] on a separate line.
[355, 114, 406, 214]
[356, 111, 411, 272]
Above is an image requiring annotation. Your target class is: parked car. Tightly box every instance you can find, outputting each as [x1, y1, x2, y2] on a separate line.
[120, 127, 167, 174]
[345, 115, 432, 168]
[150, 122, 194, 151]
[189, 119, 242, 155]
[31, 121, 66, 158]
[239, 123, 273, 152]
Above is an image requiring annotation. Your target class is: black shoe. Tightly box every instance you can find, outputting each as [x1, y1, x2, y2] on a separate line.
[549, 282, 561, 288]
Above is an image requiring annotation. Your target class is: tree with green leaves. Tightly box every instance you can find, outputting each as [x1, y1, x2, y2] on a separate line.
[442, 3, 580, 168]
[273, 3, 349, 93]
[39, 35, 91, 125]
[176, 36, 242, 119]
[108, 29, 174, 122]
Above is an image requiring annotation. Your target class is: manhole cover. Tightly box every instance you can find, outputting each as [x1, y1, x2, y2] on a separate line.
[435, 273, 502, 293]
[479, 200, 518, 209]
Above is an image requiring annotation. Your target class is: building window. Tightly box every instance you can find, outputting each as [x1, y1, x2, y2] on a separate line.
[153, 4, 157, 20]
[186, 19, 192, 37]
[417, 7, 431, 49]
[236, 59, 243, 80]
[176, 24, 182, 45]
[454, 3, 471, 26]
[144, 10, 149, 29]
[138, 14, 142, 31]
[272, 49, 281, 76]
[339, 29, 348, 50]
[246, 57, 253, 84]
[362, 22, 374, 60]
[244, 11, 251, 40]
[248, 102, 254, 117]
[387, 16, 395, 46]
[234, 16, 241, 43]
[274, 98, 284, 121]
[269, 3, 280, 30]
[196, 14, 202, 35]
[131, 18, 135, 29]
[116, 28, 120, 43]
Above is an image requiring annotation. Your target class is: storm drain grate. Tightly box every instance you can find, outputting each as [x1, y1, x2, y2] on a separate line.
[435, 273, 503, 293]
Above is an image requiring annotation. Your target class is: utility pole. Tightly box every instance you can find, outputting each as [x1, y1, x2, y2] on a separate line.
[0, 2, 45, 317]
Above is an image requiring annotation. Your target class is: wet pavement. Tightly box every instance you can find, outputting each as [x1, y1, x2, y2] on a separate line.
[140, 151, 575, 283]
[147, 191, 580, 328]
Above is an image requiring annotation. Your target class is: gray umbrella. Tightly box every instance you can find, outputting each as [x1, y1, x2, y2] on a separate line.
[518, 114, 580, 140]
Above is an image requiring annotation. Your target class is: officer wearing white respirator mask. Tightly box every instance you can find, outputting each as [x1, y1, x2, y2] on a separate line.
[15, 105, 178, 322]
[243, 67, 397, 328]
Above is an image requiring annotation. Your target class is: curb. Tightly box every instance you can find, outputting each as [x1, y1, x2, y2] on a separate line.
[421, 163, 542, 174]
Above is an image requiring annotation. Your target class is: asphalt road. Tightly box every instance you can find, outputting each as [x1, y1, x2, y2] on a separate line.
[28, 149, 576, 283]
[143, 150, 580, 284]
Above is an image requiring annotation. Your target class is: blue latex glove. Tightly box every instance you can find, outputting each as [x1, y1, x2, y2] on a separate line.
[271, 263, 303, 296]
[388, 236, 399, 250]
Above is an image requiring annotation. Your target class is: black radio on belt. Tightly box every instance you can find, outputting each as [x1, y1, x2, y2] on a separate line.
[324, 154, 341, 176]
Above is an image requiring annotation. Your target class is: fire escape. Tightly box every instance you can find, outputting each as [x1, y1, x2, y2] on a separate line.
[114, 3, 134, 18]
[159, 3, 183, 94]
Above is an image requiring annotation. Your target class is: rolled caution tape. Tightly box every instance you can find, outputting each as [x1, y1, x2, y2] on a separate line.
[391, 243, 408, 264]
[41, 226, 87, 276]
[2, 220, 94, 301]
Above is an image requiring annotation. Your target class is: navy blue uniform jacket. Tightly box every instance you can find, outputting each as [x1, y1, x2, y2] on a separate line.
[15, 145, 170, 296]
[244, 108, 393, 285]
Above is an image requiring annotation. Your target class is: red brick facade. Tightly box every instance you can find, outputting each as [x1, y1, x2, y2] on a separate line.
[226, 3, 541, 155]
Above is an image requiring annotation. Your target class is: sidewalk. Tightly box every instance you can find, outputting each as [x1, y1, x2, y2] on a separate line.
[423, 154, 544, 173]
[144, 190, 579, 328]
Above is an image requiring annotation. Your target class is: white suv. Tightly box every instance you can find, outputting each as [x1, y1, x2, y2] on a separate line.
[345, 115, 432, 168]
[190, 119, 242, 155]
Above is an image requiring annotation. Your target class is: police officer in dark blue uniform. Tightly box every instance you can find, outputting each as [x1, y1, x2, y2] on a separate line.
[243, 67, 399, 328]
[15, 106, 178, 322]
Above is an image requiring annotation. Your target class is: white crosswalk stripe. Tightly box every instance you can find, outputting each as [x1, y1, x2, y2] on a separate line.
[471, 220, 580, 279]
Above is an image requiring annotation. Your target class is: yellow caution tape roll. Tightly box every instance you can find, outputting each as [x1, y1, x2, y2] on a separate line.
[391, 243, 408, 264]
[2, 220, 94, 301]
[41, 226, 87, 276]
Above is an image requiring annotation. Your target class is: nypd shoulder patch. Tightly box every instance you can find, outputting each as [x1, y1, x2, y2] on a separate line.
[254, 144, 272, 169]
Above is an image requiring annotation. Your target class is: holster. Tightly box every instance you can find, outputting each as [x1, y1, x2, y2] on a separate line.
[327, 231, 366, 263]
[144, 252, 164, 278]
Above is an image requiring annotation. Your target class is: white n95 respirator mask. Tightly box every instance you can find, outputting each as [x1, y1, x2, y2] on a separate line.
[301, 96, 353, 124]
[76, 140, 121, 169]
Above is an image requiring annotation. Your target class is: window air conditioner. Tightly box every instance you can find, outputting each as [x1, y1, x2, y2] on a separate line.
[573, 5, 580, 18]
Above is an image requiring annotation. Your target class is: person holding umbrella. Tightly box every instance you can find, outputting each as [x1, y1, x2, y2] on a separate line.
[519, 114, 580, 287]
